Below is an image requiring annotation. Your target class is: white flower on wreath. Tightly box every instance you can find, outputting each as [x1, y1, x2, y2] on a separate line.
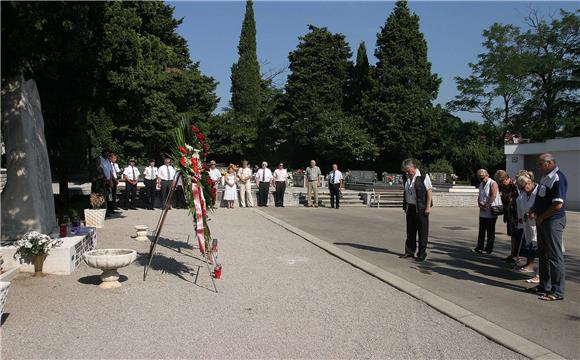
[185, 144, 194, 152]
[192, 149, 200, 159]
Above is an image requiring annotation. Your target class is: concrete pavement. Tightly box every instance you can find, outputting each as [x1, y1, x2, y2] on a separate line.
[2, 208, 522, 359]
[261, 206, 580, 359]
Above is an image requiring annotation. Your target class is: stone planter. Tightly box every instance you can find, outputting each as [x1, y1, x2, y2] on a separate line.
[134, 225, 149, 241]
[84, 208, 106, 228]
[83, 249, 137, 289]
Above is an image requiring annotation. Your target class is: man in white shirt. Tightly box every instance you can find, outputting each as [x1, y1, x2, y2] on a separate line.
[255, 161, 273, 207]
[158, 158, 176, 210]
[143, 159, 158, 210]
[273, 163, 289, 207]
[208, 160, 221, 206]
[327, 164, 343, 209]
[108, 152, 121, 214]
[401, 158, 433, 262]
[237, 160, 254, 208]
[123, 158, 141, 210]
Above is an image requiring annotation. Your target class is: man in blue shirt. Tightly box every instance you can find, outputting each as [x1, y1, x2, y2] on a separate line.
[528, 153, 568, 301]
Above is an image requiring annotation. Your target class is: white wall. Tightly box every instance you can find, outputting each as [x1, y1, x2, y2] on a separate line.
[505, 137, 580, 211]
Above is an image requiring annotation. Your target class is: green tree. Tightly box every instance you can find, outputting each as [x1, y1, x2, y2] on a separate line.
[229, 0, 261, 157]
[364, 1, 441, 170]
[447, 23, 526, 131]
[91, 1, 217, 163]
[1, 1, 105, 198]
[449, 9, 579, 141]
[282, 25, 376, 167]
[346, 41, 372, 116]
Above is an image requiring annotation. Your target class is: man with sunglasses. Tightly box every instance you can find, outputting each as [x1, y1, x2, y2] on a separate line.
[528, 153, 568, 301]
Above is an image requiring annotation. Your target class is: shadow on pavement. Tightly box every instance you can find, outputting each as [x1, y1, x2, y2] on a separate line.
[334, 242, 401, 256]
[78, 274, 128, 285]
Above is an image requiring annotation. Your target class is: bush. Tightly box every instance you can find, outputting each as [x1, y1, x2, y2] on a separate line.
[428, 158, 454, 175]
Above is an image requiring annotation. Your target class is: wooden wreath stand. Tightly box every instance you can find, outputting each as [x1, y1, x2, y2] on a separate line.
[143, 171, 218, 293]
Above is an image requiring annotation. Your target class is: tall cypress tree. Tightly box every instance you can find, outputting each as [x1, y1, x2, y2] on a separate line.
[230, 0, 261, 143]
[346, 41, 372, 116]
[365, 1, 441, 169]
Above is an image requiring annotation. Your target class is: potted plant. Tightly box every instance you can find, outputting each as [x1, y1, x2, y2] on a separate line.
[14, 231, 63, 276]
[387, 175, 394, 185]
[84, 193, 107, 228]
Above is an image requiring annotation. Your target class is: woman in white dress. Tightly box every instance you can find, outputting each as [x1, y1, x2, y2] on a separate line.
[223, 165, 238, 209]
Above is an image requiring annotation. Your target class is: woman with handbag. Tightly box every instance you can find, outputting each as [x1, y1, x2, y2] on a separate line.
[472, 169, 502, 254]
[515, 172, 539, 282]
[495, 170, 520, 262]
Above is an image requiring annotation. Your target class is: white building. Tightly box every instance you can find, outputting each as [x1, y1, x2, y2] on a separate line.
[505, 137, 580, 211]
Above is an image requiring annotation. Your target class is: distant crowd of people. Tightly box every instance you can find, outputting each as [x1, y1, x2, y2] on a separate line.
[90, 152, 345, 213]
[401, 153, 568, 301]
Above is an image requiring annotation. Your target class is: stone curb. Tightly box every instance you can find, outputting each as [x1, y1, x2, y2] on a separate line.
[254, 209, 565, 360]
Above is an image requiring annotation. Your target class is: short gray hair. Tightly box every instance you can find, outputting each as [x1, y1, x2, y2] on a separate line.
[476, 169, 489, 177]
[401, 158, 416, 170]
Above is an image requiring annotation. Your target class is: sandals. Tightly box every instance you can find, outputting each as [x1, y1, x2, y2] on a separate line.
[516, 267, 535, 273]
[526, 276, 540, 284]
[539, 293, 564, 301]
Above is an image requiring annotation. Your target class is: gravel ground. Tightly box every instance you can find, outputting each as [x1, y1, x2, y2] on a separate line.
[2, 208, 523, 359]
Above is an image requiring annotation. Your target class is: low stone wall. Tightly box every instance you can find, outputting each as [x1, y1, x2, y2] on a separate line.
[433, 192, 478, 207]
[0, 228, 96, 275]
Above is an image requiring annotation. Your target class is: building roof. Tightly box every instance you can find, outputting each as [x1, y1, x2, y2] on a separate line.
[505, 137, 580, 155]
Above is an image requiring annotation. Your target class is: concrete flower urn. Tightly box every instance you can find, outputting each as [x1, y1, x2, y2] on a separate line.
[134, 225, 149, 241]
[83, 249, 137, 289]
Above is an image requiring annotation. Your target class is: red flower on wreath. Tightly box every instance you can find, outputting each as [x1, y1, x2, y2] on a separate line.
[201, 152, 208, 159]
[203, 144, 209, 152]
[191, 126, 200, 134]
[180, 156, 186, 167]
[197, 133, 205, 141]
[191, 157, 199, 174]
[179, 146, 188, 155]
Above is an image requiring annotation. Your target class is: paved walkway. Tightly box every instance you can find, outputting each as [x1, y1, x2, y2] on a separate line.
[262, 207, 580, 359]
[2, 209, 521, 359]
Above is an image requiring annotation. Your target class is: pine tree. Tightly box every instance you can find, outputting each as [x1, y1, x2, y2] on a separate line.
[365, 1, 441, 169]
[230, 0, 261, 152]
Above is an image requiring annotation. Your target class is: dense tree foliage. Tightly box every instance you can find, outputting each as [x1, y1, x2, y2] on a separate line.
[1, 1, 218, 195]
[362, 1, 442, 170]
[449, 9, 579, 141]
[280, 25, 377, 168]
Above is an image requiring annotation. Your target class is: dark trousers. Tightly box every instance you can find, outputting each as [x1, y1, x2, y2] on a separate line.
[111, 181, 118, 204]
[275, 182, 286, 206]
[405, 204, 429, 256]
[477, 216, 497, 252]
[145, 179, 156, 209]
[258, 182, 269, 206]
[175, 185, 185, 209]
[329, 183, 340, 208]
[125, 182, 137, 208]
[161, 180, 173, 208]
[538, 217, 566, 296]
[106, 181, 116, 213]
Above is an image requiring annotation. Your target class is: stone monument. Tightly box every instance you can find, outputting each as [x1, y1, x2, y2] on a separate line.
[1, 76, 57, 240]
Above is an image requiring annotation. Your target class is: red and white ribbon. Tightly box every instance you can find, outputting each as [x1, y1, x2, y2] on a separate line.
[191, 182, 206, 255]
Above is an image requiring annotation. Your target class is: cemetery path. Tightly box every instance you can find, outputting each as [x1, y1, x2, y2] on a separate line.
[1, 208, 522, 359]
[261, 206, 580, 360]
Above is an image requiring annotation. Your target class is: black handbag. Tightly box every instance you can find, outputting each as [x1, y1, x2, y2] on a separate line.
[491, 205, 504, 215]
